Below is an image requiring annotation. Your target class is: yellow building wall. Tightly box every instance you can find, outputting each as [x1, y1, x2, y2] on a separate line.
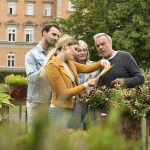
[0, 0, 73, 70]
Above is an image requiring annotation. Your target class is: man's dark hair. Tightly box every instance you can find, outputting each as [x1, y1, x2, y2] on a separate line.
[41, 24, 60, 36]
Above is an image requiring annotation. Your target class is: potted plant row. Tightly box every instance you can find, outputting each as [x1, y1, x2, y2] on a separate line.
[80, 84, 150, 141]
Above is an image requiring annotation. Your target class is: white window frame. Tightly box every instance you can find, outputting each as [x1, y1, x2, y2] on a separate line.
[26, 3, 34, 16]
[68, 1, 75, 11]
[7, 53, 15, 68]
[8, 2, 16, 15]
[7, 26, 17, 42]
[25, 26, 34, 43]
[43, 4, 51, 16]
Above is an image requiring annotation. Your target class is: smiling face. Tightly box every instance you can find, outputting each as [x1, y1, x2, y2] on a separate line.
[76, 43, 88, 62]
[95, 36, 113, 59]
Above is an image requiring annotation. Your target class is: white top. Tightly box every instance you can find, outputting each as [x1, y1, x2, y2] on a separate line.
[62, 61, 75, 82]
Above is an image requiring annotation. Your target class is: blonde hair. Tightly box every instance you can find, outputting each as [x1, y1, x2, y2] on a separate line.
[78, 40, 90, 61]
[78, 40, 88, 48]
[44, 34, 78, 66]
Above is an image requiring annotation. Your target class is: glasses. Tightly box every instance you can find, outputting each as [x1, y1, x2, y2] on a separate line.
[70, 46, 87, 52]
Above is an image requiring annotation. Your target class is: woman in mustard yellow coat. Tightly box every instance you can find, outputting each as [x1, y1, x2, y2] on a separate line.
[44, 34, 110, 129]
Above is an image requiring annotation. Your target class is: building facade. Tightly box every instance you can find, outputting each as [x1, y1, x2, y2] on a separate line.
[0, 0, 74, 71]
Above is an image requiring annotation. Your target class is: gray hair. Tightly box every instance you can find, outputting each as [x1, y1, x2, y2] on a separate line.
[78, 40, 88, 49]
[93, 33, 112, 44]
[78, 40, 90, 61]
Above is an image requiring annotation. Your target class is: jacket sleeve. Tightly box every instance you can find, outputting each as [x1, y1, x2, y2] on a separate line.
[74, 61, 102, 73]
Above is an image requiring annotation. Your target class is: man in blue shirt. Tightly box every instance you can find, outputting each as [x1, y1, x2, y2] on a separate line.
[25, 24, 60, 131]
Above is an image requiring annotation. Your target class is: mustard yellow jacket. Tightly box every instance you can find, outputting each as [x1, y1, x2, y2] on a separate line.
[45, 56, 102, 108]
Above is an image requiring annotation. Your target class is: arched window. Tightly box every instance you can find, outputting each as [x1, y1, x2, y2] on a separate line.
[8, 2, 16, 15]
[7, 26, 16, 42]
[43, 4, 51, 16]
[23, 21, 36, 43]
[25, 26, 34, 42]
[7, 53, 15, 68]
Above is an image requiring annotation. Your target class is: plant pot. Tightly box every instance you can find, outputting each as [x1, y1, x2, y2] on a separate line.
[121, 115, 141, 142]
[89, 109, 108, 123]
[9, 84, 27, 101]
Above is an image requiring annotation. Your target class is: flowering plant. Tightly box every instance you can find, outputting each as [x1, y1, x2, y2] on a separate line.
[81, 85, 150, 119]
[121, 86, 150, 119]
[80, 86, 117, 111]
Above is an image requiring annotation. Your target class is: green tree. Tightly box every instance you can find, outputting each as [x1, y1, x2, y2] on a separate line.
[107, 0, 150, 68]
[58, 0, 150, 68]
[58, 0, 109, 60]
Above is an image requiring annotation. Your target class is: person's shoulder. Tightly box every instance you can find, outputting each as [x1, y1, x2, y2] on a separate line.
[118, 50, 131, 56]
[118, 51, 135, 62]
[47, 58, 59, 67]
[27, 45, 41, 58]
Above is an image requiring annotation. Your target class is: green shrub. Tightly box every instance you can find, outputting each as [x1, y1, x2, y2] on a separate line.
[0, 108, 143, 150]
[0, 93, 14, 108]
[0, 70, 26, 83]
[4, 74, 28, 85]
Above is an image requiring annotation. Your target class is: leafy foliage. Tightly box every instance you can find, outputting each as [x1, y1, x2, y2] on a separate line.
[0, 93, 14, 108]
[0, 70, 26, 83]
[4, 74, 28, 85]
[81, 85, 150, 119]
[0, 92, 15, 122]
[58, 0, 150, 68]
[0, 108, 143, 150]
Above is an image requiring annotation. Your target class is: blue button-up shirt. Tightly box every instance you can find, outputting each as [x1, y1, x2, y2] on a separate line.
[25, 43, 51, 103]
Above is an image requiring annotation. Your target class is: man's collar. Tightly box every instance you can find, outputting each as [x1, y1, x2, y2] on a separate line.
[37, 43, 49, 55]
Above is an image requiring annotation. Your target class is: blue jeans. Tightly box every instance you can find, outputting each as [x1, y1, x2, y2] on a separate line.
[81, 104, 88, 128]
[49, 106, 75, 129]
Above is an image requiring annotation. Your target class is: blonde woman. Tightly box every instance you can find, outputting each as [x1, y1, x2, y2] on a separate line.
[74, 40, 99, 130]
[44, 34, 110, 129]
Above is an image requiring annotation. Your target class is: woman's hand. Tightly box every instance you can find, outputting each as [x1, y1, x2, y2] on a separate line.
[87, 78, 97, 87]
[100, 60, 111, 68]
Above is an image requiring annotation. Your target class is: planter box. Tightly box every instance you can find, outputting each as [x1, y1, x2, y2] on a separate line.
[121, 116, 141, 142]
[9, 84, 27, 101]
[89, 109, 108, 123]
[89, 110, 141, 142]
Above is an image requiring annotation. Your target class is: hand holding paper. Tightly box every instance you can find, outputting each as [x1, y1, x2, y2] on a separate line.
[100, 59, 111, 68]
[96, 64, 115, 81]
